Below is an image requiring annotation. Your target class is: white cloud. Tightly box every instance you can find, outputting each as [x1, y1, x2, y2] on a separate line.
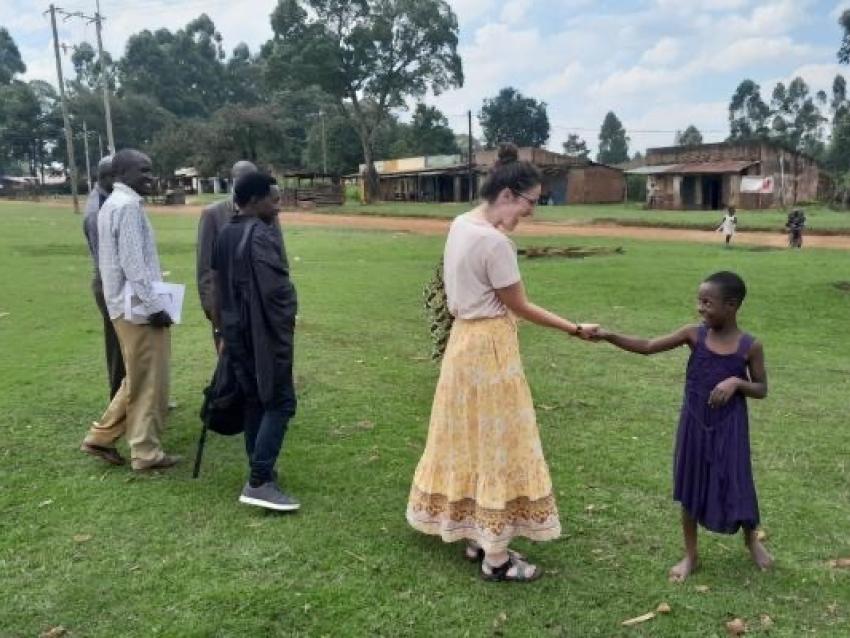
[697, 36, 813, 72]
[640, 37, 681, 65]
[500, 0, 535, 23]
[529, 62, 584, 97]
[587, 65, 690, 100]
[447, 0, 497, 25]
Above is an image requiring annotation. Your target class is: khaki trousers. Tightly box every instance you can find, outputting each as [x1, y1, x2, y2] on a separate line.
[85, 319, 170, 467]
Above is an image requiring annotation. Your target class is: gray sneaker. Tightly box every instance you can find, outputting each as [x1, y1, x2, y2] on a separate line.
[239, 482, 300, 512]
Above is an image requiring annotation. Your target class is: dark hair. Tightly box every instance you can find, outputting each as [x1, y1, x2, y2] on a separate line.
[111, 148, 146, 177]
[234, 172, 275, 207]
[479, 143, 542, 203]
[704, 271, 747, 306]
[727, 206, 736, 214]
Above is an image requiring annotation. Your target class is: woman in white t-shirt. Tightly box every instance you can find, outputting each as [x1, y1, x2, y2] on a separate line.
[406, 143, 598, 582]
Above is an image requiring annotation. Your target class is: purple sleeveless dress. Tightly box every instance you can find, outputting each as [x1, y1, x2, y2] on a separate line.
[673, 325, 760, 534]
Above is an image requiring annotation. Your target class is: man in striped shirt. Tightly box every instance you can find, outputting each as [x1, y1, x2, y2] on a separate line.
[80, 149, 181, 471]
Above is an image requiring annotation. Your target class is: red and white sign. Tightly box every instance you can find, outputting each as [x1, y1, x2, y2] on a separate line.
[741, 176, 774, 194]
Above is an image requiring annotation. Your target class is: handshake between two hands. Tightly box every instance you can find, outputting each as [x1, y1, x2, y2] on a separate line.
[575, 323, 606, 341]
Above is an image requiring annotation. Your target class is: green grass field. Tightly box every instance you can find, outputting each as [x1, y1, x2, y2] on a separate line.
[1, 200, 849, 637]
[183, 193, 850, 235]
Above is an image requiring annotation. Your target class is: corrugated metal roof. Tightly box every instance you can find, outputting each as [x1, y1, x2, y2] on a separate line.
[626, 160, 757, 175]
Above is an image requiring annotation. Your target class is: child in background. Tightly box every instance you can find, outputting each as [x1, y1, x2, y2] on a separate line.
[717, 206, 737, 247]
[594, 271, 772, 582]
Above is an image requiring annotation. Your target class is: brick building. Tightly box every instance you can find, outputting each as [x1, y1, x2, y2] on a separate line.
[627, 141, 828, 210]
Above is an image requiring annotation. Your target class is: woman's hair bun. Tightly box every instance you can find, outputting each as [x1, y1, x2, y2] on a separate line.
[496, 142, 519, 165]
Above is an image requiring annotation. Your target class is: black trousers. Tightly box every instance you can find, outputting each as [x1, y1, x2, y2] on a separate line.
[92, 277, 126, 400]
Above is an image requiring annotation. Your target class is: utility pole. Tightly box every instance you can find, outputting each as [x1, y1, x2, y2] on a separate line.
[83, 120, 92, 192]
[467, 110, 473, 202]
[48, 4, 80, 214]
[320, 109, 328, 174]
[94, 0, 115, 153]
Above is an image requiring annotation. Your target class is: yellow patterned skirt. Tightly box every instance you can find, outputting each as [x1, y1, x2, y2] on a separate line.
[406, 315, 561, 554]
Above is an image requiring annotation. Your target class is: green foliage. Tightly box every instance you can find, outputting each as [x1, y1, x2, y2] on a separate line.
[422, 257, 453, 360]
[675, 125, 703, 146]
[562, 133, 590, 159]
[389, 104, 459, 158]
[118, 14, 227, 118]
[838, 9, 850, 64]
[626, 174, 647, 202]
[264, 0, 463, 200]
[0, 27, 26, 85]
[479, 86, 550, 148]
[597, 111, 629, 164]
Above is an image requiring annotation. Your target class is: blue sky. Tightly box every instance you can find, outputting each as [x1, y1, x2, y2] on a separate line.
[3, 0, 848, 154]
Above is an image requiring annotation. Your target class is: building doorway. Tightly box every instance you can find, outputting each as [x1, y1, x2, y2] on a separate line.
[702, 175, 722, 209]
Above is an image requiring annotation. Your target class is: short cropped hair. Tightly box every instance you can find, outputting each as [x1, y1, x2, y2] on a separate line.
[234, 172, 276, 208]
[704, 271, 747, 306]
[111, 149, 145, 177]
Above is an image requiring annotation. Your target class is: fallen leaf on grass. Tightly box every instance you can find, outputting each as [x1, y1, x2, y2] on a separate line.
[39, 627, 67, 638]
[38, 499, 53, 508]
[656, 602, 672, 614]
[621, 612, 655, 626]
[759, 614, 774, 629]
[725, 618, 747, 635]
[756, 529, 768, 541]
[828, 558, 850, 568]
[72, 534, 92, 543]
[826, 602, 839, 615]
[0, 312, 10, 319]
[695, 585, 710, 593]
[355, 420, 374, 431]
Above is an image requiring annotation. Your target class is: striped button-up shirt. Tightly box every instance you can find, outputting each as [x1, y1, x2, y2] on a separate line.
[98, 182, 164, 319]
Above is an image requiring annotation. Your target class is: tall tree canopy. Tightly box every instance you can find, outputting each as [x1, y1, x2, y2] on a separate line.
[597, 111, 629, 164]
[728, 79, 771, 140]
[390, 104, 459, 158]
[675, 125, 703, 146]
[479, 87, 549, 148]
[0, 27, 26, 85]
[263, 0, 463, 201]
[119, 15, 227, 118]
[839, 9, 850, 64]
[562, 133, 589, 159]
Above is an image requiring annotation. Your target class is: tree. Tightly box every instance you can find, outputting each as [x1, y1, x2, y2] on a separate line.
[675, 125, 703, 146]
[119, 14, 227, 118]
[562, 133, 589, 159]
[263, 0, 463, 202]
[479, 87, 549, 148]
[839, 9, 850, 64]
[728, 79, 771, 140]
[597, 111, 629, 164]
[0, 27, 26, 85]
[769, 77, 827, 156]
[389, 103, 459, 157]
[70, 42, 115, 92]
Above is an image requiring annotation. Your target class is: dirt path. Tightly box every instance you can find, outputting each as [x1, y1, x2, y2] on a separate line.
[24, 199, 850, 249]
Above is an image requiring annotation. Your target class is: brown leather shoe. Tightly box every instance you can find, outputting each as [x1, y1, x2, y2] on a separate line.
[80, 442, 126, 466]
[132, 454, 182, 472]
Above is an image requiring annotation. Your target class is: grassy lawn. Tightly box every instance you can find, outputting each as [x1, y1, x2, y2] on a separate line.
[1, 200, 849, 637]
[327, 200, 850, 234]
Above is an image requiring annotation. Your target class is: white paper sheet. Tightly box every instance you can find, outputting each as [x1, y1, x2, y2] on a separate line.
[123, 281, 185, 325]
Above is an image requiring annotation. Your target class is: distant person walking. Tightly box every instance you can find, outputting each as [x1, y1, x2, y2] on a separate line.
[197, 160, 257, 348]
[83, 156, 125, 400]
[785, 208, 806, 248]
[80, 149, 180, 471]
[717, 206, 737, 247]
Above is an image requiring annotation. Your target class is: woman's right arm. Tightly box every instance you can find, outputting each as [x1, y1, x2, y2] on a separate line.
[495, 281, 583, 336]
[598, 325, 696, 355]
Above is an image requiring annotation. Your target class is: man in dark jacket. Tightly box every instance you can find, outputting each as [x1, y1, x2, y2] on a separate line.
[213, 172, 299, 511]
[197, 160, 257, 347]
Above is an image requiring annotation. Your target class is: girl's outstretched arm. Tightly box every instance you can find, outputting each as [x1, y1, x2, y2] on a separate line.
[597, 324, 697, 355]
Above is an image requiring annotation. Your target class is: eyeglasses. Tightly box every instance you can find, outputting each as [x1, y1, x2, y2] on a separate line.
[512, 189, 536, 206]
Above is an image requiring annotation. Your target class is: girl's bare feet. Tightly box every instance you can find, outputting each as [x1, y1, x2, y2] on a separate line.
[668, 555, 699, 583]
[746, 538, 774, 571]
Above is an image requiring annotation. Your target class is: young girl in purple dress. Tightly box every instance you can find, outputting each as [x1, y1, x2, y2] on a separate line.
[595, 271, 772, 582]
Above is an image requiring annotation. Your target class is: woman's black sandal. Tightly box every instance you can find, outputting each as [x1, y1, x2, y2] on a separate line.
[480, 556, 542, 582]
